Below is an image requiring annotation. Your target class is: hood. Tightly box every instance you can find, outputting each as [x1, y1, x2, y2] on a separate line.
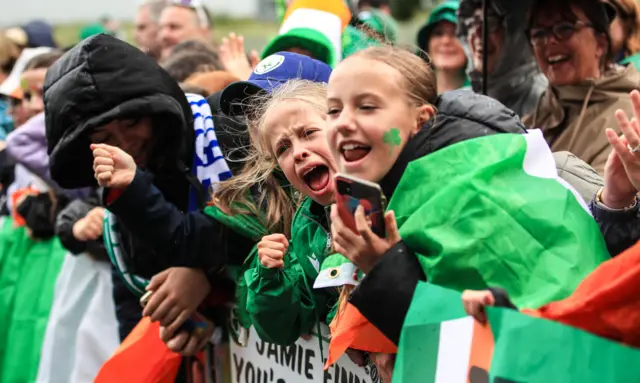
[458, 0, 548, 116]
[552, 65, 640, 104]
[380, 89, 525, 201]
[44, 34, 193, 189]
[22, 21, 57, 48]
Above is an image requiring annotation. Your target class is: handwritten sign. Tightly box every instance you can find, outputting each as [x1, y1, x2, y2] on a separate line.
[229, 326, 381, 383]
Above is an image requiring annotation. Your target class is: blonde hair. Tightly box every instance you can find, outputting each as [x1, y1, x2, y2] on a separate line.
[213, 79, 328, 237]
[350, 46, 438, 107]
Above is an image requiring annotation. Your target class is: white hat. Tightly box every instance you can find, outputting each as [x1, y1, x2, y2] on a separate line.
[0, 47, 52, 98]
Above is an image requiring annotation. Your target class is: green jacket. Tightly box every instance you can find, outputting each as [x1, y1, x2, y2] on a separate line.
[245, 197, 338, 345]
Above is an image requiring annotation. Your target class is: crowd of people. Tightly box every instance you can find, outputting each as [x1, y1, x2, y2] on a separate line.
[1, 0, 640, 381]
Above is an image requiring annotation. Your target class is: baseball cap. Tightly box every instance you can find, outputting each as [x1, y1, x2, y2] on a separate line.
[217, 51, 332, 116]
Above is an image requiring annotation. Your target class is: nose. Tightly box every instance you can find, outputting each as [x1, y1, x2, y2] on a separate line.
[292, 143, 311, 162]
[30, 95, 44, 114]
[333, 108, 357, 136]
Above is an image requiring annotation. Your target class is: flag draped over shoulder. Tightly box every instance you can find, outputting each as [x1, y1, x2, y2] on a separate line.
[388, 130, 609, 309]
[394, 283, 640, 383]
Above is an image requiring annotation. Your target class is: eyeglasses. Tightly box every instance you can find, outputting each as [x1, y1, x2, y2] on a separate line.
[527, 21, 593, 46]
[171, 0, 210, 28]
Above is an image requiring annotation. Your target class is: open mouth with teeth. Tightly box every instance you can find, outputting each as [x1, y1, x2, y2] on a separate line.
[548, 54, 570, 65]
[303, 165, 331, 192]
[341, 143, 372, 163]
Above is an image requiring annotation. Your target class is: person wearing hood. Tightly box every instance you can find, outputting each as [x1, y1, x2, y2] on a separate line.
[417, 0, 470, 93]
[42, 34, 223, 344]
[603, 0, 640, 70]
[457, 0, 548, 117]
[521, 0, 640, 175]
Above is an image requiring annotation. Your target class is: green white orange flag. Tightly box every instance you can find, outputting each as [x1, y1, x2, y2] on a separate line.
[394, 282, 640, 383]
[388, 130, 609, 309]
[262, 0, 352, 67]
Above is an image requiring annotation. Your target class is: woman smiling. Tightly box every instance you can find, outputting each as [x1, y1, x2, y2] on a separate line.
[522, 0, 640, 174]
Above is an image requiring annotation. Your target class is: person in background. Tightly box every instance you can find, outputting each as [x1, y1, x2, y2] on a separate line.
[458, 0, 548, 117]
[522, 0, 640, 174]
[417, 0, 470, 93]
[603, 0, 640, 69]
[134, 0, 168, 60]
[161, 49, 223, 82]
[356, 0, 398, 44]
[0, 32, 20, 139]
[159, 0, 213, 59]
[78, 23, 113, 42]
[5, 20, 57, 51]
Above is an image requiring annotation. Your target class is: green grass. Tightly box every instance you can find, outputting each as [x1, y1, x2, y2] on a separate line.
[54, 12, 431, 51]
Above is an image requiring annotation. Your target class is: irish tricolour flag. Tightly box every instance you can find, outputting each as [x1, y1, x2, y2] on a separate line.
[394, 283, 640, 383]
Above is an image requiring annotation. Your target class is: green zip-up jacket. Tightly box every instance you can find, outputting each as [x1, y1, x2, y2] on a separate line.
[245, 197, 338, 345]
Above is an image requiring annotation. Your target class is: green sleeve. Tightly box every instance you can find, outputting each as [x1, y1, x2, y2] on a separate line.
[245, 261, 318, 345]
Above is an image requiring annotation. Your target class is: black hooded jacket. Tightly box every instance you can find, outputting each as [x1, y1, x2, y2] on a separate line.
[44, 34, 200, 277]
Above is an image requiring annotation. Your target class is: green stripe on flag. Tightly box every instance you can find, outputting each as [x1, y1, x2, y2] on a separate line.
[388, 131, 608, 309]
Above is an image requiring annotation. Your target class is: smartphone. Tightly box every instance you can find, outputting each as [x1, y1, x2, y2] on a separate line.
[334, 173, 387, 238]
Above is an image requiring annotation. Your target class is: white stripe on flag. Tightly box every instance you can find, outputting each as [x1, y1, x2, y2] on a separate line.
[435, 316, 475, 383]
[523, 130, 591, 214]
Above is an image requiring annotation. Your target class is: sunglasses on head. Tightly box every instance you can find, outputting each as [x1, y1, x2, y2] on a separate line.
[526, 20, 593, 47]
[171, 0, 210, 28]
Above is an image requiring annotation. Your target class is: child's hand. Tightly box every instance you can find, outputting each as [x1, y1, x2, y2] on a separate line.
[330, 205, 401, 274]
[143, 268, 211, 335]
[72, 207, 105, 241]
[159, 317, 214, 356]
[461, 290, 495, 324]
[219, 32, 260, 80]
[91, 143, 136, 189]
[257, 234, 289, 269]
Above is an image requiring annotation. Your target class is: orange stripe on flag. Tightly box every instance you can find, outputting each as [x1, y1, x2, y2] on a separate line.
[95, 317, 182, 383]
[524, 240, 640, 348]
[326, 302, 397, 369]
[467, 321, 495, 383]
[283, 0, 352, 29]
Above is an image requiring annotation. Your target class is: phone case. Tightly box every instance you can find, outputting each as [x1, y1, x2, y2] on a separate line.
[335, 173, 387, 238]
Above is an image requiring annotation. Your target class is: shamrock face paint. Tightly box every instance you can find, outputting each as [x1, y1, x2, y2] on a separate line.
[382, 128, 402, 154]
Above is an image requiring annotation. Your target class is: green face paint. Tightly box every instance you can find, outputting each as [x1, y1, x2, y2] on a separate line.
[382, 128, 402, 154]
[20, 78, 28, 91]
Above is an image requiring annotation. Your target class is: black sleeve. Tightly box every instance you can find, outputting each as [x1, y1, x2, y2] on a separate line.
[488, 287, 517, 310]
[105, 169, 254, 271]
[590, 199, 640, 257]
[348, 241, 425, 345]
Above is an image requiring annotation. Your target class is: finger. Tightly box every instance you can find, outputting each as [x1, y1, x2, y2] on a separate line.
[630, 90, 640, 121]
[167, 331, 190, 352]
[259, 248, 284, 261]
[237, 35, 245, 51]
[259, 241, 287, 252]
[482, 291, 495, 306]
[181, 332, 202, 356]
[333, 242, 349, 260]
[249, 50, 260, 67]
[95, 164, 115, 175]
[331, 205, 356, 240]
[616, 109, 640, 151]
[385, 210, 401, 243]
[93, 156, 115, 167]
[150, 297, 177, 323]
[142, 289, 166, 317]
[354, 205, 376, 241]
[96, 171, 112, 186]
[160, 325, 173, 343]
[607, 128, 636, 164]
[259, 257, 284, 269]
[194, 329, 212, 354]
[167, 310, 192, 336]
[147, 269, 171, 291]
[91, 144, 120, 156]
[261, 233, 289, 246]
[160, 306, 183, 327]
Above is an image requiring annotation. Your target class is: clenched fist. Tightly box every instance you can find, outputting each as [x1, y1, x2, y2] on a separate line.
[91, 143, 136, 189]
[72, 207, 106, 241]
[257, 234, 289, 269]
